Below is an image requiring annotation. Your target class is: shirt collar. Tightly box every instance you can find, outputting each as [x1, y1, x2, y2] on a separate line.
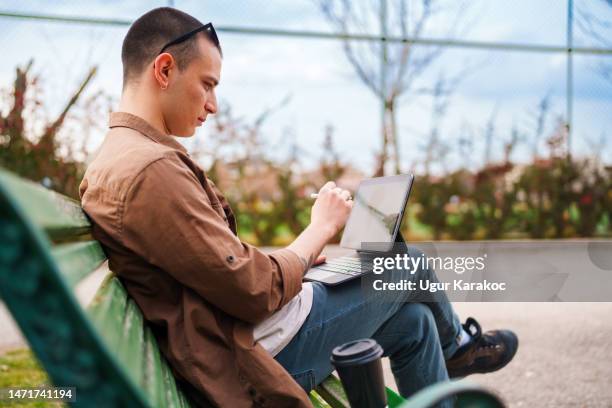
[108, 112, 188, 154]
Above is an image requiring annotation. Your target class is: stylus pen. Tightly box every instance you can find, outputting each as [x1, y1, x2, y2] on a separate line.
[310, 193, 353, 200]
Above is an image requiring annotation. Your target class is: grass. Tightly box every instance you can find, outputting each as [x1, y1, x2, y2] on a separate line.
[0, 349, 63, 407]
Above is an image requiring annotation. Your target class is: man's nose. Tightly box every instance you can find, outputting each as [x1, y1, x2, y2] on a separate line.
[205, 93, 217, 114]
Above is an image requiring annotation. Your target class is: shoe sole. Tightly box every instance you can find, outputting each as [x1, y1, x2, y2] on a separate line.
[449, 334, 519, 378]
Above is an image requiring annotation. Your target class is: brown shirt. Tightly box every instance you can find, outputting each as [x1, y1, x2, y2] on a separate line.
[79, 112, 312, 407]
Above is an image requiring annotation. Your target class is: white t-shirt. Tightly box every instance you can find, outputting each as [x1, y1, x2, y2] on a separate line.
[253, 282, 314, 356]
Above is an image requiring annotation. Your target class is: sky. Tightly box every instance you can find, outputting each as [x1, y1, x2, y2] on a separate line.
[1, 0, 611, 175]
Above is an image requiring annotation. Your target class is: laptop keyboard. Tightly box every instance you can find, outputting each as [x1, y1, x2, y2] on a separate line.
[313, 256, 372, 276]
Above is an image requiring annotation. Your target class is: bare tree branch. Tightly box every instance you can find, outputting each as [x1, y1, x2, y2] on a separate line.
[316, 0, 476, 175]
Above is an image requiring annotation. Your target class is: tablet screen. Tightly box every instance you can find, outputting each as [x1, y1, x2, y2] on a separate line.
[340, 174, 413, 251]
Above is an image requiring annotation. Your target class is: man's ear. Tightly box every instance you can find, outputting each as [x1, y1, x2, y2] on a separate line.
[153, 53, 175, 90]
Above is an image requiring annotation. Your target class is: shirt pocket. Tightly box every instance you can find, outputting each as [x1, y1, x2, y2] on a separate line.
[290, 369, 316, 392]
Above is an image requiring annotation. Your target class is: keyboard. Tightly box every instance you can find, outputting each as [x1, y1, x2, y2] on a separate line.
[312, 255, 373, 276]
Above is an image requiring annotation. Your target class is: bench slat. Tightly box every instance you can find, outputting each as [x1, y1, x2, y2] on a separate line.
[178, 390, 192, 408]
[0, 169, 90, 241]
[87, 275, 128, 352]
[87, 274, 190, 407]
[160, 355, 184, 408]
[143, 328, 170, 407]
[123, 300, 146, 384]
[314, 376, 350, 408]
[310, 391, 333, 407]
[52, 241, 106, 287]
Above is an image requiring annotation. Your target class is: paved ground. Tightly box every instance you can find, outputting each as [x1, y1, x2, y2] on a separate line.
[445, 302, 612, 408]
[1, 242, 611, 407]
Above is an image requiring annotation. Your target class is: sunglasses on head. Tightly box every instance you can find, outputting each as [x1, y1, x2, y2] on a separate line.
[159, 22, 220, 55]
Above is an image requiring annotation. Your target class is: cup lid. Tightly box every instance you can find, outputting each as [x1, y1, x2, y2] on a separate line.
[330, 338, 383, 367]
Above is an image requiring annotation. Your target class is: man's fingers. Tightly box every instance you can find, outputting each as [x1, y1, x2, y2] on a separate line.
[319, 181, 336, 194]
[314, 254, 326, 265]
[332, 187, 352, 202]
[318, 182, 353, 200]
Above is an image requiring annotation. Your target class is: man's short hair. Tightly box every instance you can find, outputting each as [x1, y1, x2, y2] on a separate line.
[121, 7, 222, 87]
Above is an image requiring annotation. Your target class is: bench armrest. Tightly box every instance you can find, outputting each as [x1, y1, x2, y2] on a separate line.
[398, 380, 505, 408]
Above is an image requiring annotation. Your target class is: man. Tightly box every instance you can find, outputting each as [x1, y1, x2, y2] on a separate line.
[80, 7, 518, 408]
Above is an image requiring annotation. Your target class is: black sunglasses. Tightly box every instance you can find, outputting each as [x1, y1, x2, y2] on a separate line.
[159, 22, 221, 55]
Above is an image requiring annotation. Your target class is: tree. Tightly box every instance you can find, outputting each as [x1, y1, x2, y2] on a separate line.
[422, 71, 464, 175]
[320, 124, 346, 181]
[316, 0, 472, 176]
[0, 61, 98, 199]
[576, 0, 612, 85]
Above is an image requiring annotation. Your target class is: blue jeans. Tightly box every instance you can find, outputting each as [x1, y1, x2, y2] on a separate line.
[274, 245, 462, 405]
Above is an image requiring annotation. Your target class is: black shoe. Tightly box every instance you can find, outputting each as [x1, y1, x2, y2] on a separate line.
[446, 317, 518, 378]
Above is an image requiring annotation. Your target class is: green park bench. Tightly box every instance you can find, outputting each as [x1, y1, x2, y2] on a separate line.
[0, 168, 505, 407]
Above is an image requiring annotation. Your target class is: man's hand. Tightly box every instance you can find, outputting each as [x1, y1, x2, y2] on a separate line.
[286, 181, 352, 275]
[314, 254, 326, 265]
[310, 181, 353, 238]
